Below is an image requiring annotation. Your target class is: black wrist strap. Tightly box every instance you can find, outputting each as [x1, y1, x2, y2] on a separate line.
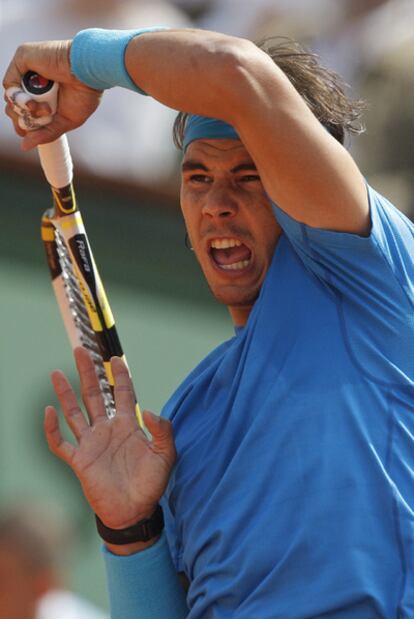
[95, 505, 164, 545]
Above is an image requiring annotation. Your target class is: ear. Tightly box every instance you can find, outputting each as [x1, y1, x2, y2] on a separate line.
[184, 231, 194, 251]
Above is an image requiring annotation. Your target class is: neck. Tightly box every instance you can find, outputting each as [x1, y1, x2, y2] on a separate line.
[228, 305, 252, 328]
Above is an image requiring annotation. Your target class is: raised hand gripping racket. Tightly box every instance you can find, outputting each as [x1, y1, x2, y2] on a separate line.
[15, 72, 142, 424]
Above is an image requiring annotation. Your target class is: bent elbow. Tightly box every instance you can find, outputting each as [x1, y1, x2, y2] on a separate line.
[203, 37, 262, 107]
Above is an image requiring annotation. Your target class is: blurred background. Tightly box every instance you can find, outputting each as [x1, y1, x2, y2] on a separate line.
[1, 0, 413, 615]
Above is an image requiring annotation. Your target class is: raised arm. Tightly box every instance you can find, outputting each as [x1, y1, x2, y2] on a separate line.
[127, 30, 368, 234]
[3, 28, 369, 233]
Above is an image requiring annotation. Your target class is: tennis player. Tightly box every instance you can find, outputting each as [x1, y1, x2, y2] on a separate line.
[4, 28, 414, 618]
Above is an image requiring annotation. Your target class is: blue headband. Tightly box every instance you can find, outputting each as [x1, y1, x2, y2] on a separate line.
[183, 114, 240, 150]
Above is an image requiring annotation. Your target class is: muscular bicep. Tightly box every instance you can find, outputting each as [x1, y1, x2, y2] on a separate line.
[229, 47, 370, 234]
[127, 30, 368, 233]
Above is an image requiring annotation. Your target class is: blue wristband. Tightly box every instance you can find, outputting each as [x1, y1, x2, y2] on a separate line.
[102, 533, 188, 619]
[70, 27, 169, 93]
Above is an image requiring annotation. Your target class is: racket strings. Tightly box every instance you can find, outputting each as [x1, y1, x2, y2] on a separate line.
[54, 229, 116, 418]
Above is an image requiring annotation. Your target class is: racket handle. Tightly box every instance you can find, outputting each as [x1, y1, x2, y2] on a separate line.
[38, 135, 73, 189]
[22, 71, 59, 113]
[18, 72, 74, 189]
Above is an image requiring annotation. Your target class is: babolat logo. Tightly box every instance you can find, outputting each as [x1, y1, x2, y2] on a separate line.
[75, 238, 91, 273]
[69, 234, 96, 292]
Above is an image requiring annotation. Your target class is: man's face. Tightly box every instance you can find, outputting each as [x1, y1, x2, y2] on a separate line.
[180, 139, 281, 324]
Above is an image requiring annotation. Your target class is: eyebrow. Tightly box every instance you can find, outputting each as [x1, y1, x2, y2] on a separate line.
[231, 163, 258, 174]
[181, 160, 209, 173]
[181, 160, 258, 174]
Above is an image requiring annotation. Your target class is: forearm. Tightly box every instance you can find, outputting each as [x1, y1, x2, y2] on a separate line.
[124, 29, 254, 122]
[103, 532, 188, 619]
[123, 29, 368, 233]
[104, 536, 160, 556]
[4, 27, 280, 153]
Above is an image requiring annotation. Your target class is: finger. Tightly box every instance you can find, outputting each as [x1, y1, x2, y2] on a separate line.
[112, 356, 136, 416]
[4, 101, 26, 133]
[3, 56, 24, 92]
[2, 41, 72, 92]
[21, 115, 68, 151]
[18, 113, 53, 132]
[143, 410, 176, 458]
[26, 100, 52, 117]
[74, 347, 107, 422]
[44, 405, 76, 465]
[4, 103, 27, 137]
[50, 369, 89, 441]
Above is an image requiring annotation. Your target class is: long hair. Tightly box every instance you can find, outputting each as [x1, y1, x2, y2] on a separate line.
[173, 36, 366, 148]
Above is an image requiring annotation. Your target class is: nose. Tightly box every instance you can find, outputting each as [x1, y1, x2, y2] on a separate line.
[201, 182, 238, 219]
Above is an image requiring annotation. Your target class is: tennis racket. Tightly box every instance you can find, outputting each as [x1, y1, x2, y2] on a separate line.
[9, 72, 143, 424]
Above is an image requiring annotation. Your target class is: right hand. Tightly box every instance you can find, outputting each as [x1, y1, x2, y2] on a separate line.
[3, 39, 102, 150]
[45, 347, 176, 531]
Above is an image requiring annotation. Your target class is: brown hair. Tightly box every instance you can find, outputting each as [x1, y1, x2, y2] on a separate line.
[173, 36, 366, 149]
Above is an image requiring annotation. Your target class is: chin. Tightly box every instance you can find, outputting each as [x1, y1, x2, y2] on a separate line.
[200, 261, 266, 308]
[211, 286, 261, 308]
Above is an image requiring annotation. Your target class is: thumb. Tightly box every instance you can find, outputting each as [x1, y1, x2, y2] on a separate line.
[143, 410, 176, 457]
[21, 115, 68, 150]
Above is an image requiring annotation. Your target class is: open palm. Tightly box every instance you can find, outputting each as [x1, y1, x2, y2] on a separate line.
[45, 347, 176, 529]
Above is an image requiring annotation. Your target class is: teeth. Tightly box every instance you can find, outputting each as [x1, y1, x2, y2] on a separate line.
[220, 260, 250, 271]
[211, 238, 242, 249]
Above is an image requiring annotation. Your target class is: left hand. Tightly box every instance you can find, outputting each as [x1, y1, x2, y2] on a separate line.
[45, 347, 176, 530]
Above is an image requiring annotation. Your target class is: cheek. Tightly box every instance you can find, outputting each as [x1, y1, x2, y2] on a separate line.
[181, 200, 201, 243]
[252, 205, 281, 252]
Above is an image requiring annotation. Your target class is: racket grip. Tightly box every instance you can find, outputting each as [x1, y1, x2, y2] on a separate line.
[38, 136, 73, 189]
[18, 72, 74, 188]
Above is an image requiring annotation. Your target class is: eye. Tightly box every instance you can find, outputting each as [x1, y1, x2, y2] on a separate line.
[189, 174, 212, 184]
[240, 174, 261, 183]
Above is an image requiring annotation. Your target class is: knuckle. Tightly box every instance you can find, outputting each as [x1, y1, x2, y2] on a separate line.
[114, 362, 129, 376]
[57, 384, 73, 398]
[82, 386, 102, 399]
[67, 405, 81, 417]
[114, 384, 132, 394]
[18, 43, 29, 56]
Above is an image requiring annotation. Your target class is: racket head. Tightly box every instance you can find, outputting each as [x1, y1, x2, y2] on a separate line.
[42, 209, 117, 418]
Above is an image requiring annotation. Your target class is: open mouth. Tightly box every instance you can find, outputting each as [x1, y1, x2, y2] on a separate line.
[209, 238, 252, 271]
